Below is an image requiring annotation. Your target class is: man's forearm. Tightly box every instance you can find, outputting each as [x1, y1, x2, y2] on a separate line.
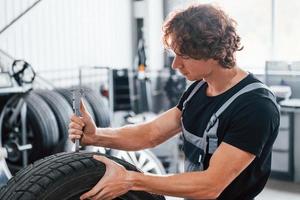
[93, 123, 156, 151]
[127, 171, 220, 199]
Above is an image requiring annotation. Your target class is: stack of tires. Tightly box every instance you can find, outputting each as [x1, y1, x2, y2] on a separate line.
[1, 86, 110, 174]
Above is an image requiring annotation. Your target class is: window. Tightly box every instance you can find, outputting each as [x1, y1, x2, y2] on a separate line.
[166, 0, 300, 73]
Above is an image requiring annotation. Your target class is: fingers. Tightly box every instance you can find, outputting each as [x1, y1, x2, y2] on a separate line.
[80, 184, 115, 200]
[93, 155, 124, 170]
[78, 100, 93, 122]
[68, 118, 85, 143]
[91, 188, 115, 200]
[68, 129, 83, 142]
[70, 114, 85, 126]
[80, 180, 104, 200]
[82, 187, 121, 200]
[80, 99, 88, 114]
[68, 129, 83, 138]
[93, 155, 110, 165]
[69, 121, 84, 130]
[80, 155, 126, 200]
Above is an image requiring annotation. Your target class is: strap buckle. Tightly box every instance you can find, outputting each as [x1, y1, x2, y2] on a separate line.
[205, 113, 218, 132]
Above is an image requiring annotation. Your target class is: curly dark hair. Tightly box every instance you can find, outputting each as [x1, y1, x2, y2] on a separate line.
[163, 4, 243, 68]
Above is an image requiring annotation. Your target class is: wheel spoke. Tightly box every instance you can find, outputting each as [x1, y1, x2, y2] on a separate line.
[141, 162, 156, 173]
[118, 151, 133, 164]
[137, 151, 147, 168]
[128, 152, 139, 166]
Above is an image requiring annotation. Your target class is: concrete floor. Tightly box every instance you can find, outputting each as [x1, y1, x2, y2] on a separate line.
[256, 179, 300, 200]
[165, 179, 300, 200]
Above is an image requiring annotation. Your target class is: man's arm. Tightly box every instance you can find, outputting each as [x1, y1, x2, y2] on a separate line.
[91, 107, 182, 151]
[128, 142, 255, 199]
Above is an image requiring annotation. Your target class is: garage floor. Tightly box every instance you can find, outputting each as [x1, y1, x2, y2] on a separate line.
[256, 179, 300, 200]
[165, 179, 300, 200]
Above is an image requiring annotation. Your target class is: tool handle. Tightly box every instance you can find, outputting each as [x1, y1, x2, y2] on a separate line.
[75, 139, 80, 152]
[72, 93, 82, 152]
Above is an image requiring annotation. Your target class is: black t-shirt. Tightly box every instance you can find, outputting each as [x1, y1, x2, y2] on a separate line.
[177, 73, 280, 200]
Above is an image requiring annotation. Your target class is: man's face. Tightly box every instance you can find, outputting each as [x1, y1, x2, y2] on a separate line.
[171, 54, 214, 81]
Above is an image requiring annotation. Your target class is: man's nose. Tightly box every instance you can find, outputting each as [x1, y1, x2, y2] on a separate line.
[171, 56, 182, 69]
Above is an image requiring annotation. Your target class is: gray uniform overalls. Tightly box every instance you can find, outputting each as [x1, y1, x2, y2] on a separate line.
[181, 80, 279, 172]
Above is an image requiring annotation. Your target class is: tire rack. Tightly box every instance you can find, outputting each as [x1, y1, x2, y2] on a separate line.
[0, 50, 34, 185]
[0, 80, 33, 185]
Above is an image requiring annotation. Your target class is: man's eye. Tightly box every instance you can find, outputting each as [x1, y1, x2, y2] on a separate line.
[180, 55, 189, 60]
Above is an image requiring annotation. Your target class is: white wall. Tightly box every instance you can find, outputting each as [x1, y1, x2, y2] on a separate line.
[0, 0, 133, 86]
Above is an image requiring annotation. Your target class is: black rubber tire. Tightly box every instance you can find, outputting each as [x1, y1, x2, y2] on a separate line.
[55, 88, 96, 121]
[0, 152, 166, 200]
[34, 89, 73, 152]
[2, 92, 60, 164]
[81, 86, 110, 127]
[24, 93, 60, 159]
[0, 95, 12, 112]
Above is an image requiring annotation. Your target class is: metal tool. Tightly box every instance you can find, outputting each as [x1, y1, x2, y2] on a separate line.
[71, 87, 85, 152]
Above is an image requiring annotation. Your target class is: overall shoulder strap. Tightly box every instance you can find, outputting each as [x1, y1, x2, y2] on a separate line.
[217, 82, 278, 118]
[182, 80, 206, 111]
[206, 82, 279, 132]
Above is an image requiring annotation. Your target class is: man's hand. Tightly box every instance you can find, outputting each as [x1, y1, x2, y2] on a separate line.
[80, 155, 133, 200]
[68, 100, 97, 146]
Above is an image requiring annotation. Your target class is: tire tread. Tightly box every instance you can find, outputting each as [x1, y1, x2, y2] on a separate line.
[0, 152, 165, 200]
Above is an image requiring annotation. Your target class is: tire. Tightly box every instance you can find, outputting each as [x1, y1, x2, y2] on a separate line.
[0, 158, 12, 187]
[34, 89, 73, 152]
[0, 152, 166, 200]
[55, 88, 96, 121]
[81, 86, 110, 127]
[2, 93, 59, 167]
[25, 93, 59, 156]
[0, 95, 12, 112]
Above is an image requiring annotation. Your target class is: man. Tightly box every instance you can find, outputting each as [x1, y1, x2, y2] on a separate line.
[69, 4, 279, 200]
